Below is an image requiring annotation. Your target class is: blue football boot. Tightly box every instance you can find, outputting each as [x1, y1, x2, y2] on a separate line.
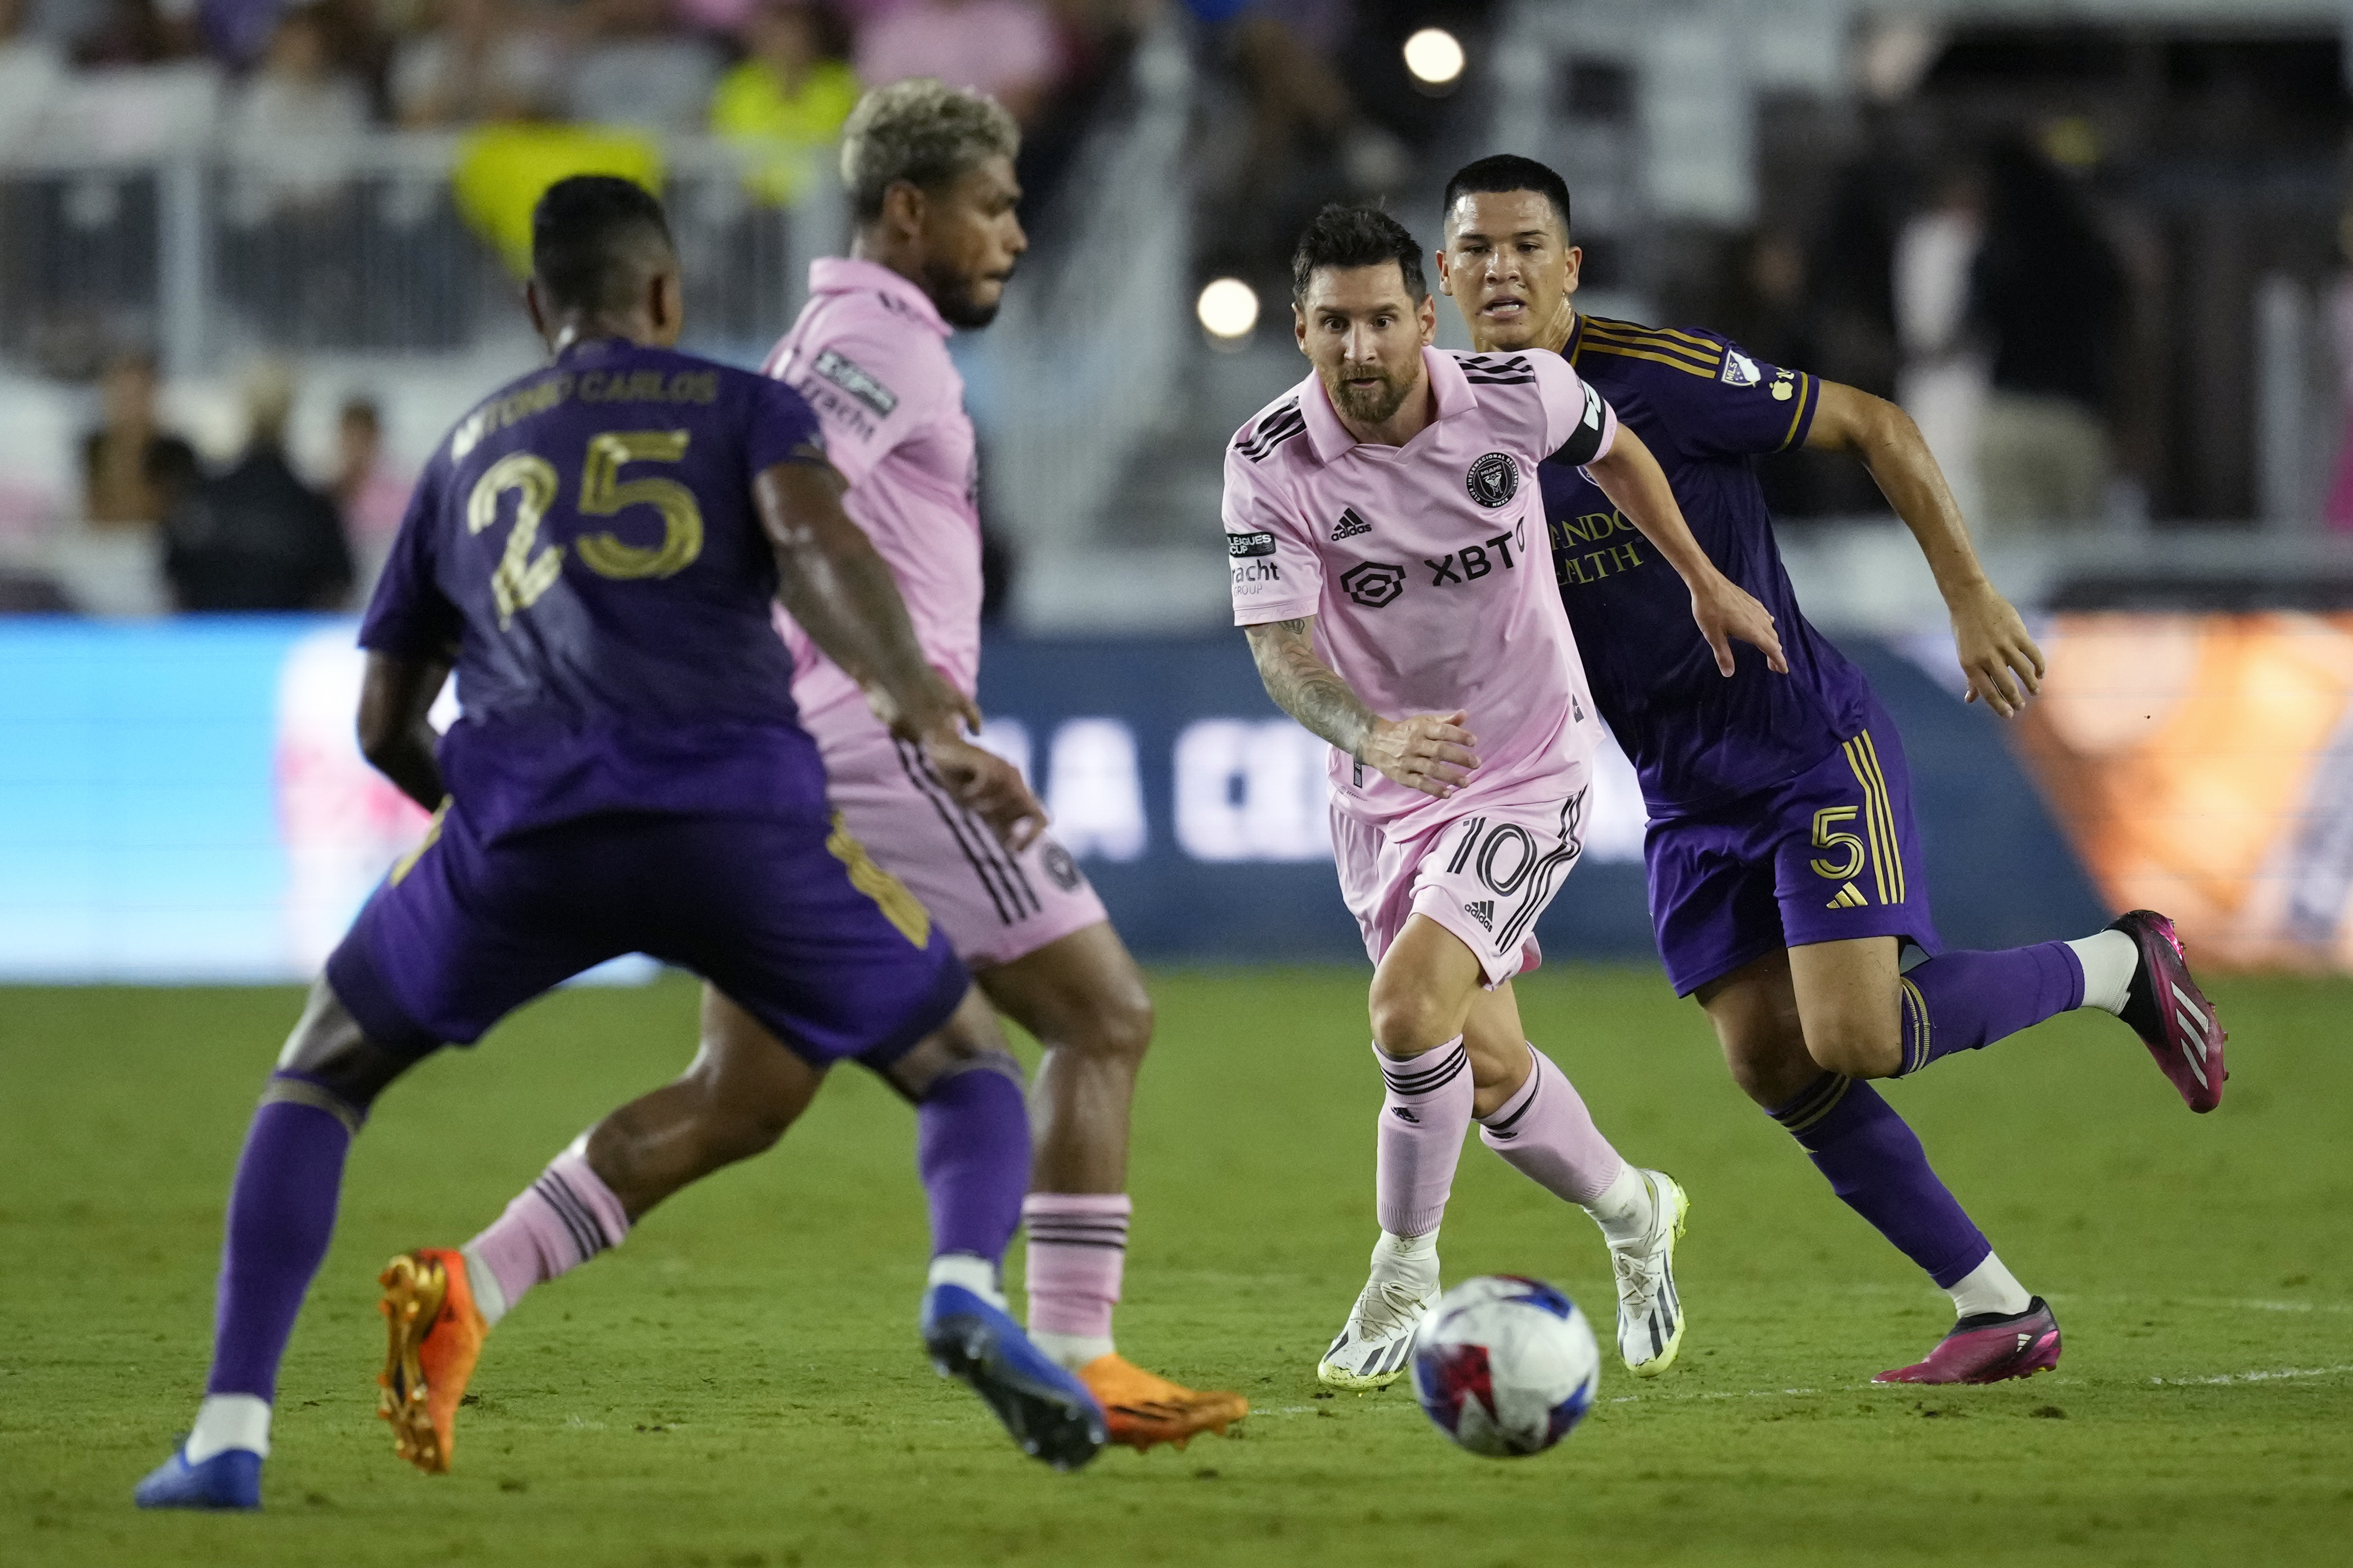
[920, 1284, 1106, 1471]
[134, 1444, 262, 1510]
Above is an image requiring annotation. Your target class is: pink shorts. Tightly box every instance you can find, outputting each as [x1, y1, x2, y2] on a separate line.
[1332, 791, 1590, 987]
[806, 703, 1109, 970]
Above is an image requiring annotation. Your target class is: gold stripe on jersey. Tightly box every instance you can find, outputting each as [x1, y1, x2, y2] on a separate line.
[1580, 320, 1723, 363]
[1576, 339, 1725, 378]
[1588, 317, 1725, 355]
[1577, 327, 1722, 379]
[1578, 316, 1725, 368]
[1779, 372, 1816, 450]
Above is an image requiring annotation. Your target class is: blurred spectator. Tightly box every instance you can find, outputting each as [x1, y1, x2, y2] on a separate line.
[1893, 166, 1988, 529]
[856, 0, 1061, 126]
[81, 351, 200, 528]
[163, 362, 353, 611]
[0, 0, 67, 151]
[1969, 132, 2126, 534]
[315, 0, 393, 119]
[69, 0, 195, 64]
[2327, 201, 2353, 534]
[225, 4, 369, 157]
[200, 0, 290, 65]
[563, 0, 722, 134]
[709, 0, 860, 204]
[330, 396, 411, 547]
[392, 0, 559, 127]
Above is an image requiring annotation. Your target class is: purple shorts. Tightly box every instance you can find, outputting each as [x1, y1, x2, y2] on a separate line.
[1644, 702, 1940, 997]
[325, 801, 968, 1067]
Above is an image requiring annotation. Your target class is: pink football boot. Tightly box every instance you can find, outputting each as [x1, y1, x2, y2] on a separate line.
[1874, 1297, 2062, 1385]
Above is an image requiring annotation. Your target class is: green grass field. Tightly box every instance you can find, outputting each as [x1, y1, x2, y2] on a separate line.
[4, 966, 2349, 1567]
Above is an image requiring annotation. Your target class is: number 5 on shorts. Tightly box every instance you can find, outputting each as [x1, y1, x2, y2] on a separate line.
[1810, 807, 1866, 884]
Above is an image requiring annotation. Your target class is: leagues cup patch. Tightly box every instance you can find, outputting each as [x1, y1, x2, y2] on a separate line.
[1228, 531, 1277, 558]
[1466, 452, 1519, 508]
[812, 349, 898, 416]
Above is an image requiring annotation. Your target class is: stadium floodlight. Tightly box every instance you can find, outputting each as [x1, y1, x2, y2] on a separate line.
[1197, 277, 1260, 340]
[1403, 27, 1466, 88]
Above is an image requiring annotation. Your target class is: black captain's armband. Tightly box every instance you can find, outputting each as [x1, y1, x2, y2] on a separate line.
[1546, 380, 1611, 469]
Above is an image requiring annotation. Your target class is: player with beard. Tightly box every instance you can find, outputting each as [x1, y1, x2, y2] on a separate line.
[1230, 204, 1789, 1388]
[134, 176, 1103, 1508]
[1434, 153, 2226, 1383]
[386, 81, 1245, 1458]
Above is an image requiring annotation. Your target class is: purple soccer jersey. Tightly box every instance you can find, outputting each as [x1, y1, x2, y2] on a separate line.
[1536, 315, 1871, 817]
[339, 336, 967, 1061]
[361, 338, 833, 839]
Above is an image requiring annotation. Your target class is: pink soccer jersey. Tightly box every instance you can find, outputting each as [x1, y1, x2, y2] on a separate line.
[762, 257, 983, 724]
[1223, 347, 1617, 840]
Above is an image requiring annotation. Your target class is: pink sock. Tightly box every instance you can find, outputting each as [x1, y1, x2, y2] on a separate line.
[463, 1146, 631, 1323]
[1375, 1037, 1473, 1236]
[1476, 1045, 1626, 1204]
[1021, 1193, 1129, 1339]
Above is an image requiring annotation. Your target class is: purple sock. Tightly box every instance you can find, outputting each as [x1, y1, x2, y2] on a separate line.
[915, 1060, 1030, 1262]
[204, 1087, 353, 1400]
[1893, 942, 2084, 1076]
[1769, 1072, 1990, 1289]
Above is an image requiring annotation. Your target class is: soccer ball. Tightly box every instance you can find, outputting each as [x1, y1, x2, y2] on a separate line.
[1409, 1275, 1600, 1457]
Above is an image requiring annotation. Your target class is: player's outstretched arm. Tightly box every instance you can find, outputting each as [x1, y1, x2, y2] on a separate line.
[1805, 381, 2044, 716]
[756, 456, 1046, 847]
[356, 651, 451, 812]
[1242, 616, 1480, 799]
[1584, 427, 1788, 678]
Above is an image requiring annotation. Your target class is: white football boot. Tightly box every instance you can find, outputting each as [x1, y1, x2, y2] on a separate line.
[1608, 1170, 1690, 1378]
[1316, 1234, 1440, 1391]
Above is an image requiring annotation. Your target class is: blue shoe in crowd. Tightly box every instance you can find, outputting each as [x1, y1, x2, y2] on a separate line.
[920, 1284, 1107, 1471]
[133, 1444, 262, 1510]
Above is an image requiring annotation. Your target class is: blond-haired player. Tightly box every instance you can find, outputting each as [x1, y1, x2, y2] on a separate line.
[381, 81, 1243, 1461]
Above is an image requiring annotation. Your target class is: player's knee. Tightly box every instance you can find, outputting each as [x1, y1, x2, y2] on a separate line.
[1801, 1018, 1902, 1079]
[273, 976, 421, 1121]
[1072, 983, 1153, 1070]
[1367, 988, 1457, 1060]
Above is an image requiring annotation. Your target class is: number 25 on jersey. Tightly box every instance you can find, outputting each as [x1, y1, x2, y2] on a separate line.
[466, 430, 706, 628]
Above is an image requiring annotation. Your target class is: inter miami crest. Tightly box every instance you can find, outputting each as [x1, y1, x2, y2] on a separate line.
[1466, 452, 1518, 508]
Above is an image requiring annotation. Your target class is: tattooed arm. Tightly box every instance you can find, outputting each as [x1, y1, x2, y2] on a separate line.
[1242, 615, 1480, 799]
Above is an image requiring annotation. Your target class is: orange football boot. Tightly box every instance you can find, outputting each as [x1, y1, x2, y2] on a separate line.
[1078, 1355, 1247, 1452]
[376, 1248, 486, 1474]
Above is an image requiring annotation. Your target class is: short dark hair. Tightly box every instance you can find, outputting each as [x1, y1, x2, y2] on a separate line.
[1291, 204, 1428, 304]
[531, 175, 676, 316]
[1442, 154, 1573, 241]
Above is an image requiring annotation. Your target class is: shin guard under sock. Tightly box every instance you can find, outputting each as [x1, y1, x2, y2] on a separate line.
[1769, 1072, 1991, 1290]
[204, 1085, 354, 1402]
[917, 1056, 1030, 1265]
[1374, 1038, 1473, 1236]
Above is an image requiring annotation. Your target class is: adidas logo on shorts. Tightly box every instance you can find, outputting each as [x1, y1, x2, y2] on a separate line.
[1332, 507, 1372, 541]
[1464, 899, 1494, 931]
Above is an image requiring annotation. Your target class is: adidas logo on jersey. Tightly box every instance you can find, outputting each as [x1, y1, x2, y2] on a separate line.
[1332, 507, 1371, 541]
[1464, 899, 1494, 931]
[1827, 882, 1869, 910]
